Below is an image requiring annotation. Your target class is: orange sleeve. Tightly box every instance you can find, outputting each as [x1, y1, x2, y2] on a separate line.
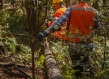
[54, 7, 67, 17]
[54, 9, 65, 18]
[47, 21, 54, 27]
[48, 8, 67, 27]
[47, 10, 62, 27]
[43, 7, 67, 40]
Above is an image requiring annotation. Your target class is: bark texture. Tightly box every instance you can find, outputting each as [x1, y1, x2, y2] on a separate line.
[44, 42, 63, 79]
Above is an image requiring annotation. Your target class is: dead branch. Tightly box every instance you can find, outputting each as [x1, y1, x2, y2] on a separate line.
[0, 62, 32, 78]
[0, 62, 31, 68]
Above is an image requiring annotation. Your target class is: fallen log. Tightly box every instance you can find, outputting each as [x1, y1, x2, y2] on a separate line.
[0, 62, 31, 68]
[0, 62, 31, 78]
[44, 41, 63, 79]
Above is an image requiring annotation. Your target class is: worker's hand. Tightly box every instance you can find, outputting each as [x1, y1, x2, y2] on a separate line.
[38, 31, 48, 41]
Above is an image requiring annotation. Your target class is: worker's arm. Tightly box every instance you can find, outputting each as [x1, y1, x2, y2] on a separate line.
[47, 8, 67, 27]
[45, 6, 71, 33]
[38, 7, 71, 41]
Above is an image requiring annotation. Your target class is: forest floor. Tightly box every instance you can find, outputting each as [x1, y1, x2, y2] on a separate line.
[0, 55, 47, 79]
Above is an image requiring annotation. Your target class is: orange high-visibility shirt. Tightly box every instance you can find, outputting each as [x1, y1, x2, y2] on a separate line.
[67, 2, 97, 42]
[48, 7, 67, 40]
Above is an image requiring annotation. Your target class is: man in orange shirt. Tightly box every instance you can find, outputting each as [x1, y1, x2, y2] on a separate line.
[43, 0, 67, 40]
[38, 0, 101, 78]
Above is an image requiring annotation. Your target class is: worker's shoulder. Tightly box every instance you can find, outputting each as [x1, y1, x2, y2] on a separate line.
[71, 4, 98, 13]
[58, 7, 67, 11]
[89, 6, 98, 13]
[55, 7, 67, 13]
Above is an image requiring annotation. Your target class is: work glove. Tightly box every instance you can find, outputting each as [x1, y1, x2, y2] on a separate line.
[38, 31, 48, 41]
[93, 17, 101, 29]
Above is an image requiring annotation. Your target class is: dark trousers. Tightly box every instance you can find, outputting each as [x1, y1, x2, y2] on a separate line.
[68, 42, 94, 78]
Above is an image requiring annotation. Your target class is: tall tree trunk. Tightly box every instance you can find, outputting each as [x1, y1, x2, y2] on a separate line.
[93, 0, 99, 10]
[103, 0, 106, 8]
[0, 0, 3, 9]
[66, 0, 70, 7]
[25, 0, 39, 79]
[25, 1, 38, 37]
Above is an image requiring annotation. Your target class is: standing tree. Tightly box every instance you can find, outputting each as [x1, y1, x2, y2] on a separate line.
[0, 0, 3, 9]
[24, 0, 49, 79]
[103, 0, 106, 7]
[93, 0, 99, 10]
[25, 1, 38, 79]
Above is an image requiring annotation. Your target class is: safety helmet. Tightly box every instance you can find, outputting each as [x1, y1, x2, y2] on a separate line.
[52, 0, 63, 3]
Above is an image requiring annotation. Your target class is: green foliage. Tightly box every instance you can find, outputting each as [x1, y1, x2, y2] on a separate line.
[0, 0, 109, 79]
[35, 54, 45, 68]
[35, 76, 39, 79]
[3, 37, 17, 54]
[49, 40, 74, 78]
[6, 11, 27, 31]
[0, 9, 27, 32]
[0, 10, 8, 27]
[61, 64, 75, 79]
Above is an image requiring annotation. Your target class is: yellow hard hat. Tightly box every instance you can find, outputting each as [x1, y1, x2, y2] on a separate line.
[52, 0, 63, 3]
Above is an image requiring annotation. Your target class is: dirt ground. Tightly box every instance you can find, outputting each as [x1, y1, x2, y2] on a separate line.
[0, 55, 47, 79]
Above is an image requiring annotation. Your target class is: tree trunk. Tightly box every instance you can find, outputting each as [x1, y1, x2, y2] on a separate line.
[66, 0, 70, 7]
[25, 1, 39, 79]
[44, 41, 63, 79]
[0, 0, 3, 9]
[103, 0, 106, 7]
[93, 0, 98, 10]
